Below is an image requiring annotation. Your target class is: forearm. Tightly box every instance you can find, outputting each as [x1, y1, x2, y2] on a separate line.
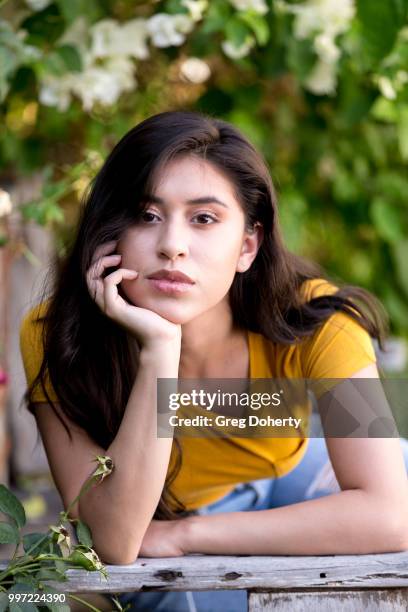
[79, 346, 178, 563]
[183, 489, 408, 555]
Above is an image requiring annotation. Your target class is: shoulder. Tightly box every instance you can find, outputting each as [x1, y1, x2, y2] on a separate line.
[299, 277, 338, 303]
[297, 280, 377, 378]
[19, 300, 51, 353]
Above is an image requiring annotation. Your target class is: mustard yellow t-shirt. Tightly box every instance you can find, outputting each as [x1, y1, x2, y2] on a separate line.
[19, 279, 377, 511]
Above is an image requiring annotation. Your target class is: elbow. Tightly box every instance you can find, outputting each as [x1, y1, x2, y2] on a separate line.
[372, 505, 408, 553]
[92, 533, 143, 565]
[92, 530, 144, 565]
[97, 546, 141, 565]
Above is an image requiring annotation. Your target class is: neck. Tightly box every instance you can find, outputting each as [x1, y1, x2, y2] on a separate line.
[179, 299, 239, 377]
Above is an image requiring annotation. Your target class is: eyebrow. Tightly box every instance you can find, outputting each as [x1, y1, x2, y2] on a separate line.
[142, 194, 229, 209]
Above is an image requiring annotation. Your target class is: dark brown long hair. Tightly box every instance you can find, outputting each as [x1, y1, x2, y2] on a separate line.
[24, 110, 387, 518]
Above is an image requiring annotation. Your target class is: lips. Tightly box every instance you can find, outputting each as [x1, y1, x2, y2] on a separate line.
[147, 270, 195, 284]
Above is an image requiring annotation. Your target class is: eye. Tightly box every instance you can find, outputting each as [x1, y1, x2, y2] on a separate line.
[192, 213, 218, 225]
[140, 210, 161, 223]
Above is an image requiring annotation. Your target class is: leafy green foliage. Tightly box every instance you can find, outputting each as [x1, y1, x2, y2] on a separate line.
[0, 0, 407, 335]
[0, 456, 121, 612]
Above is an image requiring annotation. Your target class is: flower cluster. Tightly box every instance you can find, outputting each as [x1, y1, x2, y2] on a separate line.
[38, 3, 209, 112]
[278, 0, 355, 94]
[229, 0, 268, 15]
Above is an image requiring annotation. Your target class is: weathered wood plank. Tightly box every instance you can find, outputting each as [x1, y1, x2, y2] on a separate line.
[2, 552, 408, 593]
[249, 589, 408, 611]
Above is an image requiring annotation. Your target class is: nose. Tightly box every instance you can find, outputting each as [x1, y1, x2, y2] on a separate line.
[156, 218, 189, 261]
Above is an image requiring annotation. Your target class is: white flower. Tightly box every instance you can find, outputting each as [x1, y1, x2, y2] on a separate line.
[378, 76, 397, 100]
[181, 0, 208, 22]
[229, 0, 268, 15]
[180, 57, 211, 83]
[281, 0, 355, 38]
[122, 19, 150, 59]
[314, 33, 340, 63]
[90, 19, 121, 58]
[25, 0, 51, 10]
[279, 0, 355, 95]
[92, 455, 114, 483]
[71, 56, 136, 111]
[90, 18, 149, 60]
[0, 189, 13, 218]
[305, 58, 337, 94]
[39, 75, 73, 111]
[147, 13, 194, 48]
[222, 36, 255, 59]
[50, 524, 72, 557]
[284, 0, 355, 39]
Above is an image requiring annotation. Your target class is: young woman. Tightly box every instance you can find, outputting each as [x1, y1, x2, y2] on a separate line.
[20, 111, 408, 612]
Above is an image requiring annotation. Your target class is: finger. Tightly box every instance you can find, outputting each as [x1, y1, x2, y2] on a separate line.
[90, 240, 118, 266]
[103, 269, 138, 313]
[90, 277, 105, 311]
[89, 254, 122, 281]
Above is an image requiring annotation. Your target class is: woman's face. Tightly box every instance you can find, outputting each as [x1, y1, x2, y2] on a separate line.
[117, 155, 261, 325]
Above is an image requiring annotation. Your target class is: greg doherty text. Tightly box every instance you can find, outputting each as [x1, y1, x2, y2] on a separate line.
[168, 414, 303, 430]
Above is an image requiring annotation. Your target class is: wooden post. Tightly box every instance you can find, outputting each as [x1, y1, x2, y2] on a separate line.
[0, 215, 11, 485]
[249, 589, 408, 611]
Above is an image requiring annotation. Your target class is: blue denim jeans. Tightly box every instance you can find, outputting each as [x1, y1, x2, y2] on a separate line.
[114, 436, 408, 612]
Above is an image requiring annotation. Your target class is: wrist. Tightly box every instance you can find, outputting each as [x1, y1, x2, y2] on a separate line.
[140, 343, 181, 368]
[177, 515, 198, 555]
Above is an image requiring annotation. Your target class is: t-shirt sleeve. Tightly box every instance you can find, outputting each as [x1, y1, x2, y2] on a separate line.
[300, 311, 377, 398]
[19, 303, 58, 404]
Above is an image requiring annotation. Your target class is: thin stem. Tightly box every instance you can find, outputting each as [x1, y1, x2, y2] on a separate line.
[10, 540, 20, 563]
[64, 475, 98, 518]
[0, 563, 42, 585]
[24, 531, 52, 557]
[67, 593, 105, 612]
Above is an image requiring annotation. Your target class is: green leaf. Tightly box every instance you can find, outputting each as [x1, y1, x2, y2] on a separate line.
[201, 1, 232, 34]
[383, 285, 408, 330]
[7, 584, 39, 612]
[370, 96, 398, 123]
[0, 592, 8, 612]
[23, 532, 50, 556]
[287, 38, 316, 81]
[14, 576, 37, 588]
[397, 105, 408, 161]
[393, 240, 408, 296]
[21, 5, 65, 47]
[225, 16, 251, 47]
[55, 0, 103, 24]
[0, 521, 20, 544]
[55, 45, 82, 73]
[54, 559, 66, 574]
[164, 0, 188, 14]
[75, 520, 92, 548]
[42, 52, 67, 77]
[0, 485, 26, 528]
[36, 568, 67, 581]
[370, 198, 403, 242]
[238, 12, 269, 45]
[357, 0, 404, 66]
[41, 586, 70, 612]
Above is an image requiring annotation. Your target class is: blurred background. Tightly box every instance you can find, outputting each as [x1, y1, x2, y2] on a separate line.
[0, 0, 407, 556]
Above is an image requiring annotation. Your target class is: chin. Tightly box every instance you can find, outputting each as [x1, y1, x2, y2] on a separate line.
[124, 293, 198, 325]
[149, 304, 197, 325]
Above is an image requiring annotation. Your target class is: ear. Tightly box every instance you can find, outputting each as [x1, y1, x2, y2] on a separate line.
[236, 223, 264, 273]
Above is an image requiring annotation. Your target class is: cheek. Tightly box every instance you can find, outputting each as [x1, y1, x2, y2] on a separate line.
[118, 235, 150, 268]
